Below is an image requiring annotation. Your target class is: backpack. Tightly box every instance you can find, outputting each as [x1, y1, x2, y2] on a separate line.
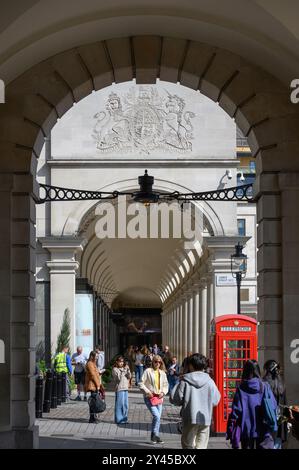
[261, 382, 278, 432]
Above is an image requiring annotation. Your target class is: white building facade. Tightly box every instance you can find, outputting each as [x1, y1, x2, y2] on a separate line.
[35, 80, 257, 364]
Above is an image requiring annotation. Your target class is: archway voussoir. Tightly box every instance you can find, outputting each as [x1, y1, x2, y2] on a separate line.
[34, 72, 75, 119]
[236, 92, 296, 135]
[0, 114, 41, 151]
[160, 37, 188, 83]
[132, 36, 162, 84]
[51, 49, 94, 102]
[180, 41, 216, 90]
[77, 42, 114, 91]
[256, 142, 299, 172]
[0, 142, 37, 174]
[22, 94, 58, 137]
[248, 114, 299, 155]
[200, 49, 247, 102]
[105, 37, 134, 83]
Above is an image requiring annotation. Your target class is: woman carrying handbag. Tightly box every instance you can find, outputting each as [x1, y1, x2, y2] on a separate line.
[139, 355, 169, 444]
[84, 350, 103, 423]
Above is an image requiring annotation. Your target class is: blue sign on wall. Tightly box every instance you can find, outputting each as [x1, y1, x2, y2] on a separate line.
[75, 294, 94, 357]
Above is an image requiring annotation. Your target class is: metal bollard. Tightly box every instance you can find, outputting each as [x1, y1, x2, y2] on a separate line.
[57, 372, 62, 405]
[51, 372, 57, 409]
[35, 375, 44, 418]
[61, 372, 67, 402]
[43, 370, 53, 413]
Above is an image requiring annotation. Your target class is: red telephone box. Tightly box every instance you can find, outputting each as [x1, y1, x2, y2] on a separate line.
[209, 314, 257, 433]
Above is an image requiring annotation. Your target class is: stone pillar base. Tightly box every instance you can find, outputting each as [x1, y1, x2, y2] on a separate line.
[0, 425, 39, 449]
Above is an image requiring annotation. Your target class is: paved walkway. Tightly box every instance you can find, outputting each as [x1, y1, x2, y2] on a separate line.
[37, 389, 230, 449]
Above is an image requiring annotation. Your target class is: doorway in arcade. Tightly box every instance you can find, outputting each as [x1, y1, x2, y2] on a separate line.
[116, 308, 162, 353]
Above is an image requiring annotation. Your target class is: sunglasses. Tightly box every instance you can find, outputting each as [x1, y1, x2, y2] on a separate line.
[154, 360, 162, 364]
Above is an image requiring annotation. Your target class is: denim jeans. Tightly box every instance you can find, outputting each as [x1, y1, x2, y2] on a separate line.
[135, 365, 144, 385]
[115, 390, 129, 424]
[168, 375, 179, 394]
[144, 397, 163, 435]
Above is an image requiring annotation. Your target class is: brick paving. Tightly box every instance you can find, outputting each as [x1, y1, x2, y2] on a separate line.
[37, 388, 230, 449]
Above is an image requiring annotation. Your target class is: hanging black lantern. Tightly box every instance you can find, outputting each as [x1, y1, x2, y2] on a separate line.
[132, 170, 159, 205]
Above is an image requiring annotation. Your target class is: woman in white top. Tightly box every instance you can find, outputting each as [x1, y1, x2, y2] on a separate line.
[139, 355, 169, 444]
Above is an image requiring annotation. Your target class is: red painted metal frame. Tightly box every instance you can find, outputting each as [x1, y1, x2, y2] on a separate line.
[210, 315, 257, 433]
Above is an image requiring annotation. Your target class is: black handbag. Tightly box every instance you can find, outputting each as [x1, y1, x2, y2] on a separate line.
[88, 391, 106, 413]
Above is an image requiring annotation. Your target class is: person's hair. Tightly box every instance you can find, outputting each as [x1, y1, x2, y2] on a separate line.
[152, 355, 166, 371]
[141, 345, 149, 355]
[113, 355, 125, 367]
[242, 359, 261, 380]
[188, 354, 208, 371]
[88, 351, 97, 362]
[95, 344, 102, 350]
[263, 359, 285, 397]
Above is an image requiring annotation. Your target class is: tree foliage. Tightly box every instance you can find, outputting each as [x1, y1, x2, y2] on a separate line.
[56, 308, 71, 355]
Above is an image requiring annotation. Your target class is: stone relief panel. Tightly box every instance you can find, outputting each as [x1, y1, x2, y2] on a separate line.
[92, 87, 195, 155]
[51, 80, 235, 160]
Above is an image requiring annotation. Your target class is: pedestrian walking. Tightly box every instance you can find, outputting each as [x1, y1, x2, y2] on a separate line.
[71, 346, 88, 401]
[139, 354, 169, 444]
[181, 352, 193, 375]
[141, 346, 152, 369]
[84, 351, 102, 423]
[134, 348, 144, 386]
[167, 356, 180, 394]
[95, 344, 106, 375]
[226, 359, 278, 449]
[263, 359, 288, 449]
[170, 353, 220, 449]
[160, 345, 172, 369]
[112, 356, 132, 424]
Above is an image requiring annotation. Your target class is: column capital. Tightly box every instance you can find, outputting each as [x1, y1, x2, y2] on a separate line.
[46, 260, 79, 274]
[40, 236, 85, 255]
[202, 235, 250, 273]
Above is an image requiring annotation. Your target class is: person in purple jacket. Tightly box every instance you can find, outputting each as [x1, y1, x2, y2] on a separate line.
[227, 359, 277, 449]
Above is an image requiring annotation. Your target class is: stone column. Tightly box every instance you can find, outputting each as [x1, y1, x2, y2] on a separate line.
[0, 174, 38, 448]
[199, 283, 208, 356]
[187, 294, 193, 354]
[192, 288, 200, 354]
[182, 295, 189, 359]
[168, 308, 171, 347]
[254, 173, 283, 372]
[41, 237, 84, 355]
[179, 301, 184, 363]
[206, 278, 214, 357]
[174, 301, 179, 357]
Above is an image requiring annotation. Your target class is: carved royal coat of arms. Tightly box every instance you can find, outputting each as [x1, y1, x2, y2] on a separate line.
[92, 86, 195, 155]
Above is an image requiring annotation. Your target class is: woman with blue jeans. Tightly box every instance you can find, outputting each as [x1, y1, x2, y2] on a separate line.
[139, 355, 169, 444]
[112, 356, 132, 424]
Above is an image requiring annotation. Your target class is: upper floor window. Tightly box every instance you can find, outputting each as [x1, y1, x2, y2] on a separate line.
[238, 219, 246, 236]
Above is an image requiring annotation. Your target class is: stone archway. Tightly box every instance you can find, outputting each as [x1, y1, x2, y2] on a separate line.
[0, 35, 299, 447]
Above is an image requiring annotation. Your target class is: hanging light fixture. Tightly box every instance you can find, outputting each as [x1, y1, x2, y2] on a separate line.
[132, 170, 160, 205]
